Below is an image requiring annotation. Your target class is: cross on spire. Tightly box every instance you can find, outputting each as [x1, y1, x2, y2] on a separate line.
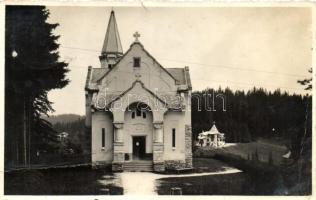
[133, 31, 141, 42]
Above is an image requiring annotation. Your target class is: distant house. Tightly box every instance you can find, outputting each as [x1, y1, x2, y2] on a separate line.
[57, 132, 69, 142]
[197, 122, 225, 147]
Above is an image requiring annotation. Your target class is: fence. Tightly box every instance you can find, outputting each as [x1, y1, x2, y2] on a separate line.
[6, 153, 91, 171]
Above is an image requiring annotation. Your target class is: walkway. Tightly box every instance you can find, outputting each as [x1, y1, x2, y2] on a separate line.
[105, 167, 241, 195]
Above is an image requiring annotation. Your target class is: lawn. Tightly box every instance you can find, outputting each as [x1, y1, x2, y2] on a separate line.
[5, 166, 123, 195]
[156, 158, 289, 195]
[157, 172, 248, 195]
[195, 141, 288, 165]
[157, 158, 250, 195]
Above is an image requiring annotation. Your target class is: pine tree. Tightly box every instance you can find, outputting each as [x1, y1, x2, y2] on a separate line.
[5, 6, 69, 167]
[297, 68, 312, 91]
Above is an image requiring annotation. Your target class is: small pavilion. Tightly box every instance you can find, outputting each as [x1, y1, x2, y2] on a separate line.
[197, 122, 225, 147]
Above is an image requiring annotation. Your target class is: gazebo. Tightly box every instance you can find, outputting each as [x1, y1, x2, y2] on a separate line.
[197, 122, 225, 147]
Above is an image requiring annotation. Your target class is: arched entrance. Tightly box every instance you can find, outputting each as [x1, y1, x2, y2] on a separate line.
[124, 102, 153, 161]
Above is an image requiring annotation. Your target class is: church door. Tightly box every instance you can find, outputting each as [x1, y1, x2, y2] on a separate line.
[132, 136, 146, 160]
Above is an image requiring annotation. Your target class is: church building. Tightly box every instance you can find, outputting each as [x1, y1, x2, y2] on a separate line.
[85, 11, 192, 172]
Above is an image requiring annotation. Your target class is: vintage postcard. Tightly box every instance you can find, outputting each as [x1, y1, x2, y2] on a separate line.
[1, 1, 314, 198]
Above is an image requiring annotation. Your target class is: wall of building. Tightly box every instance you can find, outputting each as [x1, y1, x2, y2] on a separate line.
[163, 111, 186, 161]
[91, 111, 113, 164]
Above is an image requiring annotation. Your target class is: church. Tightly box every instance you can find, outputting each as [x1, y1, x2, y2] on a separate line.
[85, 10, 192, 172]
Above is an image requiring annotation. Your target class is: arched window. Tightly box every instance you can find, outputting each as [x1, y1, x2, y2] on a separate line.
[132, 112, 135, 119]
[143, 112, 146, 119]
[136, 108, 141, 117]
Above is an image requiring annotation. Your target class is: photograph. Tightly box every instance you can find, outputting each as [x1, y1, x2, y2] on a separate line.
[3, 4, 313, 196]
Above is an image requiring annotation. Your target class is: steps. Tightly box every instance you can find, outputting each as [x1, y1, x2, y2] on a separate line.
[124, 161, 153, 172]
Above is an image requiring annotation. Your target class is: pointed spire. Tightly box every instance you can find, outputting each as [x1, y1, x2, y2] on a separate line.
[101, 10, 123, 55]
[210, 121, 219, 133]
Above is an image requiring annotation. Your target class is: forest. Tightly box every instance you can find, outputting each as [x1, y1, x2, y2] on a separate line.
[191, 87, 312, 159]
[52, 116, 87, 154]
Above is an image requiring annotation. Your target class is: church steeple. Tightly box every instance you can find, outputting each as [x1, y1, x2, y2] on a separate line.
[100, 10, 123, 68]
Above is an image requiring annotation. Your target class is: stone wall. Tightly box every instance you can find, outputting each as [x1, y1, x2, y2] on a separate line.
[92, 161, 112, 170]
[185, 124, 193, 168]
[164, 160, 187, 170]
[153, 143, 165, 172]
[112, 162, 123, 172]
[153, 162, 165, 172]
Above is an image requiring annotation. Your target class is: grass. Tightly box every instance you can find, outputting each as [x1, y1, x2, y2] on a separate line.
[157, 158, 286, 195]
[157, 158, 250, 195]
[157, 173, 248, 195]
[5, 166, 123, 195]
[195, 142, 288, 165]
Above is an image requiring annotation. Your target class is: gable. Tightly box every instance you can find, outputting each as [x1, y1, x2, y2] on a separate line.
[98, 42, 179, 93]
[99, 42, 177, 82]
[85, 42, 192, 92]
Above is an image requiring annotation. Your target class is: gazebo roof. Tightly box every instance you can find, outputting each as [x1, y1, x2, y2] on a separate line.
[198, 122, 225, 137]
[209, 124, 220, 134]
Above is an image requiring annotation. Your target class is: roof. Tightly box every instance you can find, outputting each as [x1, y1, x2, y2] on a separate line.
[90, 68, 107, 82]
[209, 124, 220, 134]
[198, 123, 224, 136]
[85, 11, 192, 91]
[86, 66, 192, 91]
[96, 42, 179, 84]
[166, 67, 192, 89]
[166, 68, 186, 84]
[102, 11, 123, 55]
[86, 66, 191, 91]
[85, 42, 192, 91]
[92, 80, 185, 111]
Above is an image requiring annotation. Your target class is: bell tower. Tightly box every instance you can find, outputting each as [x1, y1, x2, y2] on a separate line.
[99, 10, 123, 69]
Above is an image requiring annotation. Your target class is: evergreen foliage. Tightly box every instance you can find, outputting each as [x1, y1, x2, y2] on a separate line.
[191, 87, 312, 161]
[5, 6, 69, 166]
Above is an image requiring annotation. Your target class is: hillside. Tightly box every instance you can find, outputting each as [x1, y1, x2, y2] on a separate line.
[43, 114, 85, 125]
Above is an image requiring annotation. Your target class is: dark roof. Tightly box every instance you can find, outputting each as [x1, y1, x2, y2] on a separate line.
[166, 68, 186, 85]
[91, 68, 107, 82]
[86, 66, 192, 91]
[102, 11, 123, 55]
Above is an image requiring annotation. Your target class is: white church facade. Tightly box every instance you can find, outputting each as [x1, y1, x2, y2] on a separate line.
[85, 11, 192, 172]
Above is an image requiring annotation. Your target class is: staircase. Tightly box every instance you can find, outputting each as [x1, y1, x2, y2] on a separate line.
[124, 160, 153, 172]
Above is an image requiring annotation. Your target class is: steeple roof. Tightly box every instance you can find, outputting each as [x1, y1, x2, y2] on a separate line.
[209, 124, 219, 134]
[101, 10, 123, 55]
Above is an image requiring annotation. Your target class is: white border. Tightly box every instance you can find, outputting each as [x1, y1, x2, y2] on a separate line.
[0, 1, 314, 200]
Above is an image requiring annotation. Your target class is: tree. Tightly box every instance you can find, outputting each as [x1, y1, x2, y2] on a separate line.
[5, 6, 69, 167]
[297, 68, 312, 91]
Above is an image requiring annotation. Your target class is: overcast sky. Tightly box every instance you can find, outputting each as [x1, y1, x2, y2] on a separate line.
[46, 6, 312, 115]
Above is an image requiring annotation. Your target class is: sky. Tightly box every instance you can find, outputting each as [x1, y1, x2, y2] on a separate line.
[46, 6, 312, 115]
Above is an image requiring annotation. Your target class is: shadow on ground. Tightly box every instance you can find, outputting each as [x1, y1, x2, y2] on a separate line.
[5, 166, 123, 195]
[157, 172, 248, 195]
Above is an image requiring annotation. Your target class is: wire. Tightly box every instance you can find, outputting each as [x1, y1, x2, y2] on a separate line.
[66, 64, 306, 92]
[59, 45, 309, 78]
